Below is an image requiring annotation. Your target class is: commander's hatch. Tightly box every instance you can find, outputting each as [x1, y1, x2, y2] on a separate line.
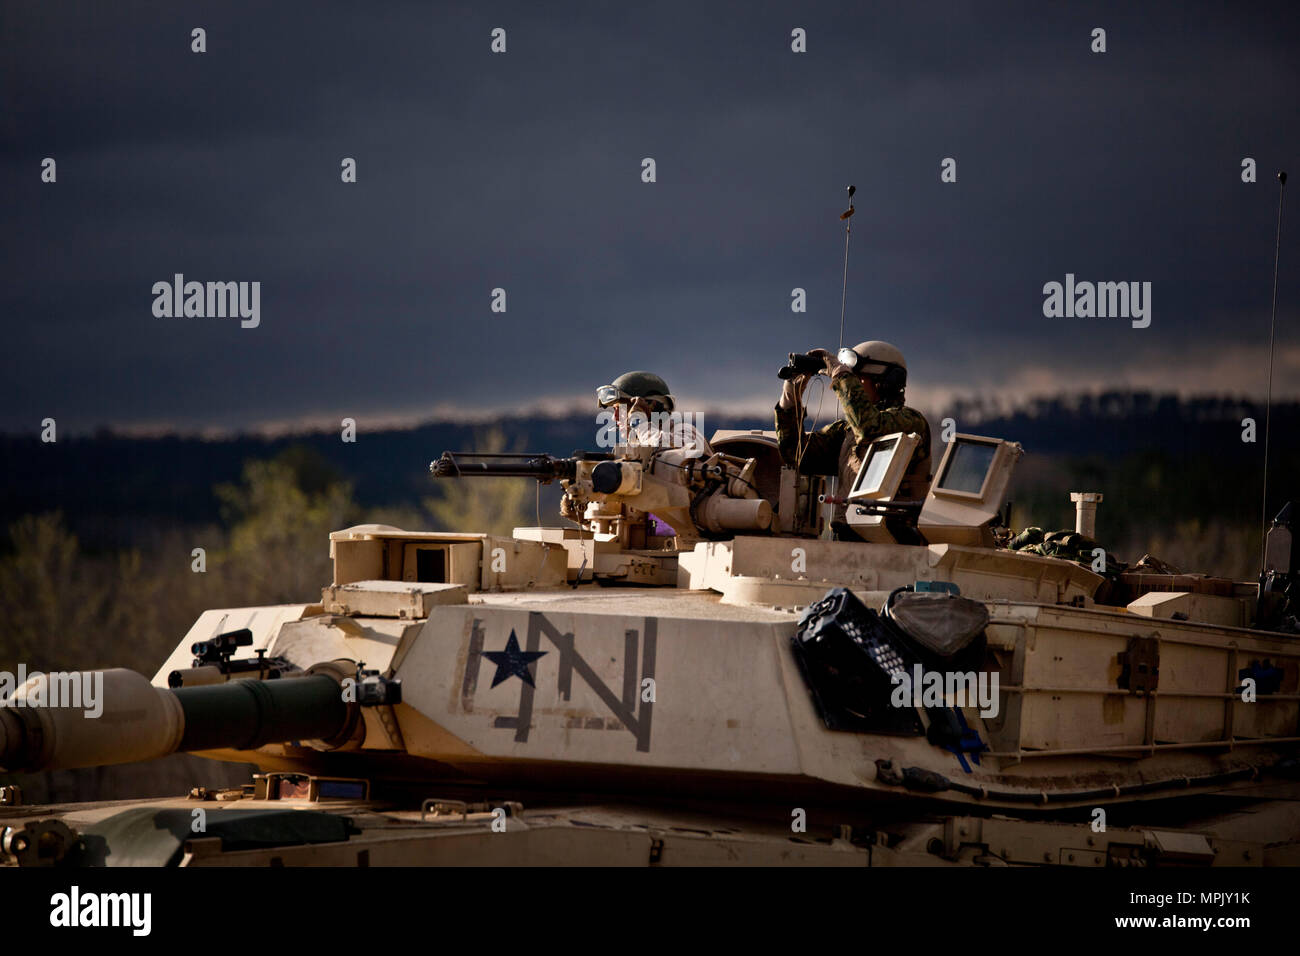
[918, 434, 1023, 546]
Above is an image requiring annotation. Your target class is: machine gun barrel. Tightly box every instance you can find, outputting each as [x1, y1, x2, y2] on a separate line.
[430, 451, 579, 482]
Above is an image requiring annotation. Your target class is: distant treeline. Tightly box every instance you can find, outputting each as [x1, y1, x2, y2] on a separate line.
[943, 392, 1289, 456]
[0, 391, 1295, 573]
[1, 415, 772, 549]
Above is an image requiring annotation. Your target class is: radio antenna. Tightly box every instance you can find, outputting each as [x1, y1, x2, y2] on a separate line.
[1260, 170, 1288, 571]
[838, 184, 855, 352]
[833, 184, 856, 429]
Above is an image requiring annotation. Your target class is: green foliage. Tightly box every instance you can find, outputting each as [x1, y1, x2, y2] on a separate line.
[422, 428, 536, 536]
[214, 454, 357, 604]
[0, 447, 362, 675]
[0, 513, 158, 673]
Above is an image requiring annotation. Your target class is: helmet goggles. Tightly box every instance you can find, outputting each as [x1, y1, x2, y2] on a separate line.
[597, 384, 673, 410]
[837, 346, 885, 375]
[596, 384, 629, 408]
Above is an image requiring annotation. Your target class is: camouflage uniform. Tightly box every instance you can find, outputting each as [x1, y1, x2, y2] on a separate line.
[774, 371, 932, 529]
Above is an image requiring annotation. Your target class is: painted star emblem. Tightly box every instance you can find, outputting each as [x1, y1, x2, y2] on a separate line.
[483, 630, 547, 688]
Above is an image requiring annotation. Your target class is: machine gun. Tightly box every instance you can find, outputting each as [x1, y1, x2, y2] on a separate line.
[429, 451, 591, 483]
[430, 446, 773, 548]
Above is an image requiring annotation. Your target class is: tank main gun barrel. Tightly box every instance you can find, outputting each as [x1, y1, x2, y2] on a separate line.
[0, 669, 351, 773]
[430, 451, 580, 482]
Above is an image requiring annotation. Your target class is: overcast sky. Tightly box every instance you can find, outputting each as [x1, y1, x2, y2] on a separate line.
[2, 0, 1298, 434]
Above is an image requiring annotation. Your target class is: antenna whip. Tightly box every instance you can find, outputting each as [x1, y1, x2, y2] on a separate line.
[1261, 170, 1288, 569]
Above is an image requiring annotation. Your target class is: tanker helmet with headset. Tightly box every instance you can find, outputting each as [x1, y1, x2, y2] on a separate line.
[836, 340, 908, 401]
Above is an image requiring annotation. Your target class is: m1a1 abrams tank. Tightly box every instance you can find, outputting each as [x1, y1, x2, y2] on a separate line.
[2, 426, 1299, 867]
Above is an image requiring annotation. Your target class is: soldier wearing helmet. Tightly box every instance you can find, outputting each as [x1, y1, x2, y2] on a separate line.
[775, 341, 931, 540]
[578, 371, 712, 535]
[596, 371, 712, 458]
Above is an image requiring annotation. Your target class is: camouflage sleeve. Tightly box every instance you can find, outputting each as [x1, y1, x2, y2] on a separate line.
[774, 401, 801, 464]
[831, 373, 930, 444]
[774, 402, 844, 475]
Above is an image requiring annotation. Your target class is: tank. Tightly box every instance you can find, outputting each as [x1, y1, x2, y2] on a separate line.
[2, 428, 1299, 867]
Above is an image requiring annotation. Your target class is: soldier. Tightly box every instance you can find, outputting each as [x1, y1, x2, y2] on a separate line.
[578, 371, 712, 536]
[774, 341, 931, 541]
[597, 370, 712, 457]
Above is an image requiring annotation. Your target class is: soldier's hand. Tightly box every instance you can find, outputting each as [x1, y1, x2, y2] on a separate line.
[779, 373, 811, 408]
[808, 347, 847, 377]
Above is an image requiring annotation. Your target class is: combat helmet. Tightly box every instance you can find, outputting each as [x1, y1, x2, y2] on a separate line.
[838, 340, 907, 395]
[597, 371, 675, 413]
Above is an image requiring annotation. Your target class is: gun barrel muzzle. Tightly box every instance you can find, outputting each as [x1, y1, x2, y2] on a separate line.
[0, 669, 351, 772]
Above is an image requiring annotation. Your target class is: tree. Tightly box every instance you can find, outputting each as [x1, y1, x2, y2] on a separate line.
[423, 428, 535, 536]
[0, 513, 157, 672]
[214, 450, 357, 604]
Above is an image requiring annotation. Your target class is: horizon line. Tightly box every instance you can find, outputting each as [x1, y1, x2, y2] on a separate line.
[5, 386, 1296, 442]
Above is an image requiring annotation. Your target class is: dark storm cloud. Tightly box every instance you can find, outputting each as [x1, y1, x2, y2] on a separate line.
[1, 0, 1298, 432]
